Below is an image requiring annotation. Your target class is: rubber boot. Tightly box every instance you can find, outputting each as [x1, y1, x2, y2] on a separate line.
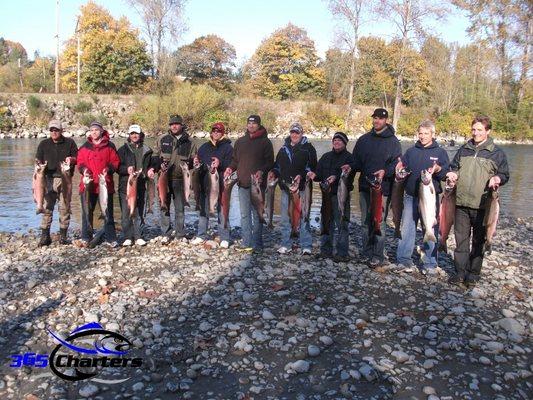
[59, 228, 69, 245]
[38, 228, 52, 247]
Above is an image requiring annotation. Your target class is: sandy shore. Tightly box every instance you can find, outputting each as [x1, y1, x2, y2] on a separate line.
[0, 216, 531, 399]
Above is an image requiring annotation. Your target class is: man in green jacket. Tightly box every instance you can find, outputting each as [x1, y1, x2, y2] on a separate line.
[446, 115, 509, 286]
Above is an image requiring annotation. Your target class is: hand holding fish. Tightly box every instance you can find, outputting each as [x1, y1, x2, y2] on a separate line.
[224, 167, 233, 179]
[446, 171, 458, 183]
[211, 157, 220, 169]
[373, 169, 385, 181]
[193, 155, 200, 167]
[127, 166, 135, 175]
[427, 161, 441, 175]
[341, 164, 351, 174]
[307, 171, 316, 181]
[254, 170, 263, 184]
[488, 175, 501, 190]
[64, 157, 73, 165]
[147, 168, 155, 179]
[326, 175, 336, 184]
[267, 171, 276, 182]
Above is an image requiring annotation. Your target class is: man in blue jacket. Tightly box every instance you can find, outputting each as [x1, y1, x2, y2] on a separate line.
[191, 122, 233, 248]
[396, 120, 449, 274]
[353, 108, 402, 267]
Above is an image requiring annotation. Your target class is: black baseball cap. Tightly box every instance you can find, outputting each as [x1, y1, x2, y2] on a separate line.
[371, 108, 389, 119]
[247, 115, 261, 124]
[169, 115, 183, 125]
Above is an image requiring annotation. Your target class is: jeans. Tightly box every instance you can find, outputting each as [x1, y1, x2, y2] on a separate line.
[396, 194, 438, 268]
[119, 182, 146, 241]
[41, 177, 71, 230]
[160, 179, 185, 238]
[280, 189, 312, 250]
[359, 191, 389, 261]
[238, 186, 263, 249]
[320, 193, 350, 257]
[197, 184, 230, 242]
[453, 206, 486, 281]
[80, 192, 117, 243]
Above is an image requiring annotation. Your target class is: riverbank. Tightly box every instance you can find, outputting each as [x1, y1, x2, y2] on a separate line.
[0, 216, 531, 399]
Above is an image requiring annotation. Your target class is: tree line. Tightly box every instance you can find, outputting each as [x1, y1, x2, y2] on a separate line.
[0, 0, 530, 140]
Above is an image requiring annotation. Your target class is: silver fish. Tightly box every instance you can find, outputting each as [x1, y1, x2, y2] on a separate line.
[98, 172, 108, 220]
[337, 170, 349, 221]
[250, 174, 266, 224]
[483, 189, 500, 255]
[32, 160, 47, 214]
[301, 177, 312, 223]
[180, 161, 191, 207]
[208, 167, 220, 215]
[418, 169, 437, 243]
[265, 176, 278, 228]
[60, 161, 73, 214]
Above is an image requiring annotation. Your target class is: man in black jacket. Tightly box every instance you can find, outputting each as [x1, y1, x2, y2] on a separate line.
[153, 115, 197, 243]
[117, 124, 156, 246]
[269, 122, 317, 254]
[309, 132, 355, 261]
[35, 119, 78, 246]
[353, 108, 401, 267]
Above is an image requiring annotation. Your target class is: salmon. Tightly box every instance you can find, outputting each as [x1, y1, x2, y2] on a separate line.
[483, 189, 500, 255]
[180, 161, 191, 207]
[191, 164, 202, 210]
[265, 176, 278, 228]
[82, 175, 94, 232]
[337, 170, 349, 222]
[60, 161, 73, 214]
[145, 176, 156, 214]
[301, 177, 312, 224]
[438, 180, 456, 252]
[208, 167, 220, 215]
[289, 176, 302, 236]
[221, 171, 238, 229]
[250, 174, 266, 224]
[158, 163, 169, 213]
[391, 167, 410, 239]
[98, 172, 108, 220]
[366, 175, 383, 238]
[320, 180, 332, 235]
[32, 160, 47, 214]
[418, 169, 437, 243]
[127, 170, 141, 217]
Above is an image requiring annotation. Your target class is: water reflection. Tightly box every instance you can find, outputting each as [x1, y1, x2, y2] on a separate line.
[0, 137, 530, 233]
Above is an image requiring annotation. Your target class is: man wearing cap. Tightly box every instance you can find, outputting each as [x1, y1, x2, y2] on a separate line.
[191, 122, 233, 248]
[117, 124, 157, 246]
[352, 108, 402, 267]
[35, 119, 78, 246]
[77, 121, 120, 247]
[269, 122, 317, 255]
[153, 115, 197, 243]
[224, 115, 274, 252]
[308, 132, 355, 261]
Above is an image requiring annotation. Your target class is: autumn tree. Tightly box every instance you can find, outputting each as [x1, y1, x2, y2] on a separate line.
[61, 1, 151, 93]
[0, 38, 28, 65]
[242, 24, 325, 100]
[175, 35, 236, 90]
[128, 0, 187, 78]
[377, 0, 448, 131]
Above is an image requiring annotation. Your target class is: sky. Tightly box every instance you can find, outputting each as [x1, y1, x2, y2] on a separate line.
[0, 0, 471, 64]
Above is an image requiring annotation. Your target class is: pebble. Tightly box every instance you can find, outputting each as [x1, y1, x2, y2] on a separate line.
[391, 350, 409, 363]
[307, 345, 321, 357]
[79, 383, 99, 398]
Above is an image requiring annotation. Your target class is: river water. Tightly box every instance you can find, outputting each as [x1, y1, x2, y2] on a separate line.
[0, 137, 531, 234]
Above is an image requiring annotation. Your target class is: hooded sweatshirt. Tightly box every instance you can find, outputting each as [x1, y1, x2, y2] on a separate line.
[400, 140, 450, 197]
[352, 124, 402, 196]
[77, 131, 120, 194]
[272, 136, 318, 191]
[228, 126, 274, 188]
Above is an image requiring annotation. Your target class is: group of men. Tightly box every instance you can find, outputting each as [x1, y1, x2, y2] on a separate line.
[35, 109, 509, 285]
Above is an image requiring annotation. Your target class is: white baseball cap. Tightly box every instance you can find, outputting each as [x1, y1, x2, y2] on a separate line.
[128, 124, 142, 134]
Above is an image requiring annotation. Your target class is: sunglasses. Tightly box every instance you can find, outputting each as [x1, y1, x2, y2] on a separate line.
[212, 128, 223, 133]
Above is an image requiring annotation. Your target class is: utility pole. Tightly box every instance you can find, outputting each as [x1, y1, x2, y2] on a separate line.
[76, 16, 81, 94]
[54, 0, 60, 94]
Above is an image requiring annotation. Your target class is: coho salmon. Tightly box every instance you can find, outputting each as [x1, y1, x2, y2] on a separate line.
[337, 170, 349, 222]
[32, 160, 47, 214]
[438, 180, 456, 252]
[145, 175, 156, 215]
[391, 167, 411, 239]
[366, 175, 383, 237]
[60, 161, 73, 214]
[208, 167, 220, 215]
[265, 175, 278, 228]
[127, 170, 141, 217]
[418, 169, 437, 243]
[301, 177, 312, 223]
[221, 171, 238, 229]
[289, 176, 302, 236]
[180, 161, 192, 207]
[82, 174, 94, 232]
[483, 189, 500, 255]
[320, 180, 332, 235]
[191, 164, 203, 210]
[158, 163, 169, 212]
[98, 172, 108, 219]
[250, 174, 266, 224]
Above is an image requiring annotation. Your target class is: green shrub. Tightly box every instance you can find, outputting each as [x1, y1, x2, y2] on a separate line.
[305, 102, 344, 132]
[26, 95, 52, 124]
[203, 109, 229, 131]
[71, 99, 92, 113]
[78, 113, 109, 127]
[0, 105, 13, 131]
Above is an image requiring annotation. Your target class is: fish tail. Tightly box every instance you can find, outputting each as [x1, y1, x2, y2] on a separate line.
[484, 243, 492, 255]
[395, 229, 402, 239]
[424, 231, 437, 243]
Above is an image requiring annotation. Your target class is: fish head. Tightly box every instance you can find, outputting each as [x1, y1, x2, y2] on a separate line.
[319, 180, 331, 192]
[268, 177, 278, 187]
[397, 167, 411, 180]
[365, 175, 381, 188]
[420, 170, 432, 185]
[82, 175, 93, 185]
[34, 160, 47, 173]
[60, 161, 71, 173]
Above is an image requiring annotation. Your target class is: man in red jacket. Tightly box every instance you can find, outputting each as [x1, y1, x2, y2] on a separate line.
[77, 121, 120, 247]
